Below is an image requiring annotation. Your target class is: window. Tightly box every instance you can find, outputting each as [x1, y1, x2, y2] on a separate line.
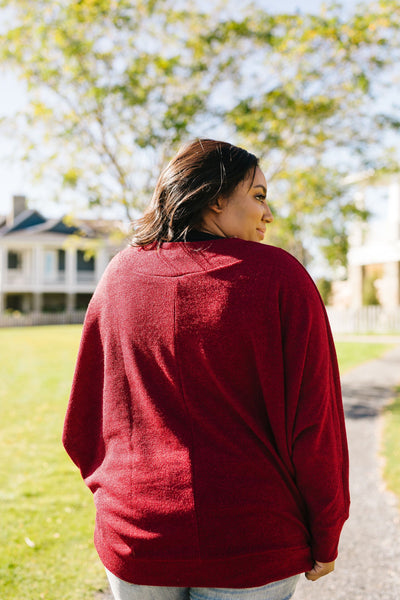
[76, 293, 93, 310]
[42, 293, 67, 313]
[77, 250, 95, 271]
[44, 249, 66, 281]
[7, 251, 22, 270]
[58, 249, 66, 271]
[44, 251, 56, 277]
[5, 294, 23, 311]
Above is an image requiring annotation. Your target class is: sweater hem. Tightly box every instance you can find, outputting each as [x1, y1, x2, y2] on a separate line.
[96, 544, 314, 588]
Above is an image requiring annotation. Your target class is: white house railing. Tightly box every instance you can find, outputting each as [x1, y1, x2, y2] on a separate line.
[327, 306, 400, 334]
[76, 271, 96, 283]
[0, 310, 87, 328]
[3, 269, 96, 287]
[43, 273, 67, 284]
[4, 270, 34, 285]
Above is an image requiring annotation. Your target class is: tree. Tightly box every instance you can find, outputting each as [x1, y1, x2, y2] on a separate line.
[1, 0, 400, 268]
[215, 1, 400, 266]
[0, 0, 230, 220]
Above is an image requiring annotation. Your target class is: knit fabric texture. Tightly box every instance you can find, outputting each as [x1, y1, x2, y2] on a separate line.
[63, 238, 350, 588]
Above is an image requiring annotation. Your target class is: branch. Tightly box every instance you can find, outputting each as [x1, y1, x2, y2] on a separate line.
[94, 107, 133, 221]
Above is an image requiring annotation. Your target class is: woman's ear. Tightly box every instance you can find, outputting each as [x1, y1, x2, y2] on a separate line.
[208, 196, 226, 215]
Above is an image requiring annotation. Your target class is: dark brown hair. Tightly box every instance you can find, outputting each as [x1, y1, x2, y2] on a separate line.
[130, 138, 259, 247]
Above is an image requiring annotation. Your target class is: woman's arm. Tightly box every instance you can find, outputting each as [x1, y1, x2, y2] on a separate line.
[279, 257, 350, 566]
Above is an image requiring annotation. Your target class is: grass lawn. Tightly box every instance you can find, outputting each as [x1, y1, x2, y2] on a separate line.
[382, 386, 400, 507]
[0, 325, 106, 600]
[334, 341, 395, 373]
[0, 325, 396, 599]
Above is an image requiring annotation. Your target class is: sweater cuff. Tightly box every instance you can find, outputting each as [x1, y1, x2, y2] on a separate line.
[311, 539, 339, 563]
[310, 517, 348, 563]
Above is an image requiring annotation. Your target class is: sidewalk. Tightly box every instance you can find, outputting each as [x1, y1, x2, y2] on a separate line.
[294, 343, 400, 600]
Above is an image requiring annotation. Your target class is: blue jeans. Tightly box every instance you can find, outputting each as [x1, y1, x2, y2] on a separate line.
[105, 569, 300, 600]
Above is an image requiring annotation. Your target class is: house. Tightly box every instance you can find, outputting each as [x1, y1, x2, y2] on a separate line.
[0, 195, 128, 315]
[330, 173, 400, 309]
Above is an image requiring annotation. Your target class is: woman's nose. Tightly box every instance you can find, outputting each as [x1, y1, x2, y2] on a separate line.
[263, 205, 273, 223]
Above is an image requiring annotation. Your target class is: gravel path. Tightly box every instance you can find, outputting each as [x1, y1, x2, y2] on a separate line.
[294, 343, 400, 600]
[97, 344, 400, 600]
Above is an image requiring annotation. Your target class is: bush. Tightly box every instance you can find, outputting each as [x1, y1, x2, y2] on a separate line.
[362, 274, 380, 306]
[316, 278, 332, 305]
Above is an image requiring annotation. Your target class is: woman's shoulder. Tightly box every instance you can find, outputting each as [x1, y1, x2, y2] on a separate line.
[231, 239, 308, 275]
[238, 241, 319, 296]
[105, 240, 310, 285]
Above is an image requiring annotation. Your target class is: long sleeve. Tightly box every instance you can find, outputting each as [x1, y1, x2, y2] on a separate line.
[279, 259, 350, 563]
[62, 299, 106, 480]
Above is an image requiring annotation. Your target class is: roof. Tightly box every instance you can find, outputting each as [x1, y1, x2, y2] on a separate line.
[0, 209, 47, 237]
[0, 209, 126, 240]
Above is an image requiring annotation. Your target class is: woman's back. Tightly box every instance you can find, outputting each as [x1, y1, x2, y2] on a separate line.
[63, 238, 349, 588]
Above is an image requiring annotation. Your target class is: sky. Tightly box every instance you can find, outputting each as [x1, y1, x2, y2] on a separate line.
[0, 0, 383, 221]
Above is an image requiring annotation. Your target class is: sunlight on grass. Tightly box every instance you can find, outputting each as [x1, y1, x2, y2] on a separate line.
[335, 341, 394, 374]
[0, 325, 107, 600]
[382, 387, 400, 508]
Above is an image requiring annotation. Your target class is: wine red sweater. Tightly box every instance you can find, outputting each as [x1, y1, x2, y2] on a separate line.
[62, 239, 350, 588]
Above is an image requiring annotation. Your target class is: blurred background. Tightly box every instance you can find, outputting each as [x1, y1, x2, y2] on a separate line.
[1, 0, 400, 332]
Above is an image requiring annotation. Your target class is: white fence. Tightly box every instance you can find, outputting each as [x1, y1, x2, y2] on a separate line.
[1, 306, 400, 333]
[327, 306, 400, 334]
[0, 310, 86, 328]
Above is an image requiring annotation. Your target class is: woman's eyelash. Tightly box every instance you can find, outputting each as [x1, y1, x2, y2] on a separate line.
[256, 194, 266, 201]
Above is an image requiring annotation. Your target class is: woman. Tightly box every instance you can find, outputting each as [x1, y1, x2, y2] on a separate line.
[63, 139, 350, 600]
